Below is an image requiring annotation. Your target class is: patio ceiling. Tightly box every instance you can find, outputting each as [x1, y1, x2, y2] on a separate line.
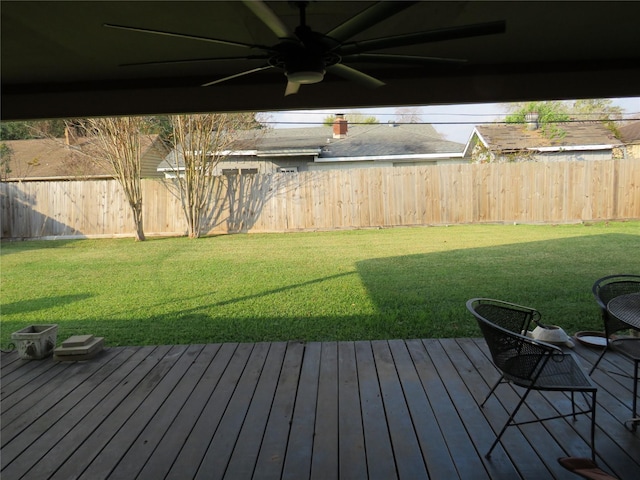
[2, 1, 640, 121]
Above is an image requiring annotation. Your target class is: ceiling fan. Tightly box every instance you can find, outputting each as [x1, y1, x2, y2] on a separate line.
[104, 1, 506, 96]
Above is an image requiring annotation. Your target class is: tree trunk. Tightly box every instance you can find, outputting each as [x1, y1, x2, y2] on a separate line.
[132, 203, 146, 241]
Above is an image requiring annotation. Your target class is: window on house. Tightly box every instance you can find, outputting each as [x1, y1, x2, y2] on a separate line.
[278, 167, 298, 173]
[241, 168, 258, 175]
[222, 168, 239, 176]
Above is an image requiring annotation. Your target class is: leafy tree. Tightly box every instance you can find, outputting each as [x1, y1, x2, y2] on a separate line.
[0, 143, 13, 180]
[323, 112, 379, 126]
[570, 99, 623, 121]
[0, 122, 32, 140]
[504, 99, 625, 138]
[166, 113, 265, 238]
[570, 99, 624, 135]
[505, 101, 570, 124]
[505, 101, 570, 139]
[0, 120, 68, 140]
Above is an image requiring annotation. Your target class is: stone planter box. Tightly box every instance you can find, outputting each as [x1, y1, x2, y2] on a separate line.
[11, 324, 58, 360]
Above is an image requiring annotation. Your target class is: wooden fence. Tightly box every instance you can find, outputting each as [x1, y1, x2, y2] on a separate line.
[1, 159, 639, 239]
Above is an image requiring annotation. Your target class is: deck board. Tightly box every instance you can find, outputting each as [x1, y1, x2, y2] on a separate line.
[2, 338, 640, 479]
[166, 342, 252, 479]
[390, 339, 458, 479]
[137, 342, 238, 480]
[371, 340, 427, 479]
[355, 341, 397, 480]
[224, 342, 288, 480]
[281, 341, 320, 480]
[310, 341, 339, 480]
[252, 341, 304, 480]
[109, 343, 222, 480]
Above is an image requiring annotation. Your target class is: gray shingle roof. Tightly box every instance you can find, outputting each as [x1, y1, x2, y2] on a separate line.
[319, 123, 463, 158]
[160, 123, 464, 170]
[243, 123, 463, 157]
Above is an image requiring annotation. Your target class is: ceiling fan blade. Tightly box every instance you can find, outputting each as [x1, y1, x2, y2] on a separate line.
[242, 0, 294, 39]
[325, 1, 418, 44]
[338, 20, 506, 55]
[326, 64, 385, 89]
[201, 65, 274, 87]
[103, 23, 271, 51]
[340, 53, 467, 66]
[120, 55, 270, 67]
[284, 81, 301, 96]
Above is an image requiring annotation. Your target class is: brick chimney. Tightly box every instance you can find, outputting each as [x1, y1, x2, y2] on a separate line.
[333, 113, 348, 139]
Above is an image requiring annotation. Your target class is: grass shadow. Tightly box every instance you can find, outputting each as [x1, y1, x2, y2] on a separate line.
[1, 293, 94, 316]
[356, 233, 640, 338]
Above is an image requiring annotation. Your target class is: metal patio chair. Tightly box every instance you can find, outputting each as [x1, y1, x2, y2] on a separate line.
[589, 274, 640, 430]
[467, 298, 598, 460]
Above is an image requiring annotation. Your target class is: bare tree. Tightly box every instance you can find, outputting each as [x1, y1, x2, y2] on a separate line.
[394, 107, 423, 123]
[167, 113, 264, 238]
[79, 117, 148, 241]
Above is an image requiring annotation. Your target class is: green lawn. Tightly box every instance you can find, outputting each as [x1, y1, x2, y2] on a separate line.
[1, 221, 639, 347]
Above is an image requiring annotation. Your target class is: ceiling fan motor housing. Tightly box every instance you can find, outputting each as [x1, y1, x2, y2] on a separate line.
[284, 55, 326, 84]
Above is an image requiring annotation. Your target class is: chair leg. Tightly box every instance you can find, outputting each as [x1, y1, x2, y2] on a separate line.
[589, 346, 608, 375]
[589, 390, 597, 462]
[633, 361, 639, 416]
[486, 388, 597, 461]
[486, 386, 532, 459]
[632, 361, 639, 432]
[481, 374, 504, 407]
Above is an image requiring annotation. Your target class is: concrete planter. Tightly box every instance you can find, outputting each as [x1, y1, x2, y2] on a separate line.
[11, 324, 58, 360]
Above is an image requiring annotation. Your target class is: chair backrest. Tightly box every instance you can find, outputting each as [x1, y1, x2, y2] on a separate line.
[592, 275, 640, 335]
[467, 298, 558, 385]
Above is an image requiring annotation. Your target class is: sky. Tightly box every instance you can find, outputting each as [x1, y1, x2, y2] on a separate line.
[266, 97, 640, 145]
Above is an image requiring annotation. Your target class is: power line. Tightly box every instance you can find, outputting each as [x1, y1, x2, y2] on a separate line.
[262, 118, 640, 127]
[262, 110, 640, 118]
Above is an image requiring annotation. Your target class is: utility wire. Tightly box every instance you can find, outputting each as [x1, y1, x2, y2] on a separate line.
[262, 118, 640, 126]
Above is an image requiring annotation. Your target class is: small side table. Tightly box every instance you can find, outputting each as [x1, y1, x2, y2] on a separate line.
[607, 292, 640, 331]
[607, 292, 640, 430]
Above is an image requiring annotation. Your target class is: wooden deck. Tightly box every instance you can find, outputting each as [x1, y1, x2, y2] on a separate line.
[2, 338, 639, 479]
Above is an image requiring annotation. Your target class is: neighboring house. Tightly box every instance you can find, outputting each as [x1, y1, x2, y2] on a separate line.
[618, 120, 640, 159]
[157, 115, 465, 177]
[1, 134, 168, 181]
[463, 117, 624, 163]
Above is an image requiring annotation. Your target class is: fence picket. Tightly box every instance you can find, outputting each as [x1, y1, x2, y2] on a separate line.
[1, 159, 638, 239]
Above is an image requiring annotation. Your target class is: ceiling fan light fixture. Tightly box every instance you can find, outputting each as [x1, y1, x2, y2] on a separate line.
[285, 70, 325, 84]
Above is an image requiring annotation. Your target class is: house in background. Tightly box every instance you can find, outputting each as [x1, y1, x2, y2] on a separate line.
[1, 134, 169, 182]
[618, 120, 640, 159]
[462, 115, 624, 163]
[311, 116, 465, 171]
[157, 114, 465, 177]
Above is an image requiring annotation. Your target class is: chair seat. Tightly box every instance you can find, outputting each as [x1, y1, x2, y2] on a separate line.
[467, 297, 598, 460]
[507, 353, 596, 391]
[610, 337, 640, 361]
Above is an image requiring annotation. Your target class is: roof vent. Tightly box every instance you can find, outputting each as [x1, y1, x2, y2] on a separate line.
[525, 112, 539, 130]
